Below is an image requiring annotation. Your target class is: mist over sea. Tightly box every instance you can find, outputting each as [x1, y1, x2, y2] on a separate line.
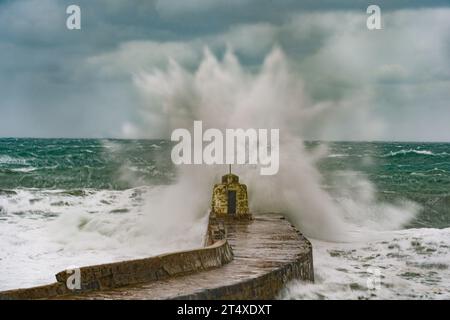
[0, 138, 449, 298]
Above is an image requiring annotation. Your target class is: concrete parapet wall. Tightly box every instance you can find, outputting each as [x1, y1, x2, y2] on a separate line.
[56, 239, 233, 292]
[0, 235, 233, 300]
[0, 282, 68, 300]
[204, 214, 227, 245]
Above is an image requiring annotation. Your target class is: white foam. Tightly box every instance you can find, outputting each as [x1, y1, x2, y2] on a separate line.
[327, 154, 350, 158]
[9, 167, 37, 173]
[0, 187, 208, 291]
[279, 227, 450, 300]
[385, 149, 447, 157]
[0, 155, 29, 165]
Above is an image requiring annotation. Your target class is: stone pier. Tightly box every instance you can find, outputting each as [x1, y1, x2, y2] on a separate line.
[0, 213, 314, 300]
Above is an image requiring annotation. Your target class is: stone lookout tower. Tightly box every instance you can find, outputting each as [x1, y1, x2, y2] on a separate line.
[211, 166, 251, 218]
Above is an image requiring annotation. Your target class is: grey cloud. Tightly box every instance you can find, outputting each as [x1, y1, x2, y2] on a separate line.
[0, 0, 450, 140]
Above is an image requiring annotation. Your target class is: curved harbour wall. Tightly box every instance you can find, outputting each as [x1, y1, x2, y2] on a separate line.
[172, 215, 314, 300]
[0, 214, 314, 300]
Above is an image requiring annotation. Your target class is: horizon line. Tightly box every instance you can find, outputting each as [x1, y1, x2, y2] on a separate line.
[0, 137, 449, 143]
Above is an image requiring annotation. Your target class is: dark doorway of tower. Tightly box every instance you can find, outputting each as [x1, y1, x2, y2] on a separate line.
[227, 190, 236, 215]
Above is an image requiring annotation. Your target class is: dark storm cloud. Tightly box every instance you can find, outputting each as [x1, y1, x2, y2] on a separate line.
[0, 0, 449, 139]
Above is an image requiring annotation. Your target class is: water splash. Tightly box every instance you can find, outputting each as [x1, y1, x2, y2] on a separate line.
[134, 47, 419, 241]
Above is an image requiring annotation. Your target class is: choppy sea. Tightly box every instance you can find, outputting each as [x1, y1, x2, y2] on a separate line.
[0, 139, 449, 299]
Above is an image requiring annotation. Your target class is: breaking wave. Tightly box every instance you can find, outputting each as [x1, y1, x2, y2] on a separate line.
[135, 47, 418, 242]
[384, 149, 448, 157]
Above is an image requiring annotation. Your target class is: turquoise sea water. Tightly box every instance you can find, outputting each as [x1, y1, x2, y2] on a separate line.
[315, 141, 450, 229]
[0, 138, 175, 190]
[1, 139, 449, 228]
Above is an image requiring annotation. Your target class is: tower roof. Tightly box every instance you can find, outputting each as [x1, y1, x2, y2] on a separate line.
[221, 173, 239, 184]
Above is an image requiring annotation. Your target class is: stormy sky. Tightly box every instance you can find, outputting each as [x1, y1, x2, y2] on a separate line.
[1, 0, 450, 141]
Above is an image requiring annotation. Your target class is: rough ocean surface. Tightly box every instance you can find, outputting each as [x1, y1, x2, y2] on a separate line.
[0, 138, 449, 299]
[279, 142, 450, 300]
[280, 228, 450, 300]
